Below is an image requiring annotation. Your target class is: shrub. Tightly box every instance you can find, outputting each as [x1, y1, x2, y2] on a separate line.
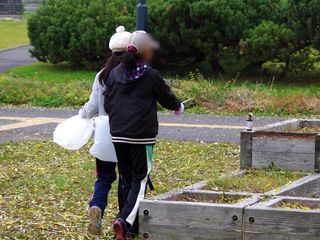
[28, 0, 320, 74]
[149, 0, 290, 74]
[242, 0, 320, 74]
[242, 21, 298, 68]
[149, 0, 250, 73]
[28, 0, 136, 69]
[288, 0, 320, 50]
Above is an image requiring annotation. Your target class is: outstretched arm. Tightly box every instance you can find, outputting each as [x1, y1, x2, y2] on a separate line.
[152, 71, 182, 111]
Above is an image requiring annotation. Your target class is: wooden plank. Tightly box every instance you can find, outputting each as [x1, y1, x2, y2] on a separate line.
[269, 174, 314, 195]
[252, 138, 315, 153]
[243, 207, 320, 237]
[300, 119, 320, 128]
[140, 224, 243, 239]
[240, 131, 253, 169]
[270, 197, 320, 209]
[253, 131, 317, 140]
[244, 233, 320, 240]
[276, 174, 320, 198]
[252, 150, 315, 171]
[140, 200, 243, 238]
[315, 135, 320, 172]
[183, 190, 253, 199]
[257, 119, 301, 132]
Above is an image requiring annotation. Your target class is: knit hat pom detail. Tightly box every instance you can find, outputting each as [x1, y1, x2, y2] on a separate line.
[109, 26, 132, 52]
[116, 26, 125, 33]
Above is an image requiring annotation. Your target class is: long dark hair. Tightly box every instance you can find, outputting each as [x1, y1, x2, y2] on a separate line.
[99, 51, 124, 86]
[123, 51, 139, 72]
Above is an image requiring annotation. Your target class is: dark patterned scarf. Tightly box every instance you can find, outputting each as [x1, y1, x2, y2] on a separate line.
[126, 61, 148, 80]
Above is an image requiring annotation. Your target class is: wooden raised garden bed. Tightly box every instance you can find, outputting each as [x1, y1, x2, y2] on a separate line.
[240, 119, 320, 171]
[139, 171, 256, 239]
[139, 170, 309, 239]
[140, 118, 320, 239]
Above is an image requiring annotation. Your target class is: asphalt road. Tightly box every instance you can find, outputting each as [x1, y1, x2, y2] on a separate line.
[0, 107, 285, 143]
[0, 45, 37, 72]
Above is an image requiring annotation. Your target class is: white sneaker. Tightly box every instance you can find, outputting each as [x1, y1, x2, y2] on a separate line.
[88, 206, 102, 235]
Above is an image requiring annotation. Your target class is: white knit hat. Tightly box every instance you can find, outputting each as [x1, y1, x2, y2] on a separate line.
[109, 26, 132, 52]
[127, 31, 160, 55]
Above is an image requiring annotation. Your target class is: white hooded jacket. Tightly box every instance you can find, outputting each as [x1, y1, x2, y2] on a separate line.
[79, 70, 106, 118]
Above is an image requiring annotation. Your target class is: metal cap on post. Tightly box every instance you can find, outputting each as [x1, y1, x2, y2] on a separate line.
[136, 0, 148, 31]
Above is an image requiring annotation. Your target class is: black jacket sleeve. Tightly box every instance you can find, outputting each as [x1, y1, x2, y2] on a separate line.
[152, 70, 181, 110]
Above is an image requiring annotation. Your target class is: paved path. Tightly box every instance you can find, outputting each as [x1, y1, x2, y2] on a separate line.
[23, 0, 41, 14]
[0, 45, 37, 72]
[0, 107, 286, 143]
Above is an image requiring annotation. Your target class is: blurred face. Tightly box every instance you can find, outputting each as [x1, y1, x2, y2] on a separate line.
[141, 47, 155, 63]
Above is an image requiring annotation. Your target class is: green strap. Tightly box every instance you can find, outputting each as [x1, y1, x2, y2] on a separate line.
[146, 145, 153, 167]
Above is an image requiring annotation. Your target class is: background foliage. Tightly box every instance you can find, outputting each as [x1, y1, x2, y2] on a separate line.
[28, 0, 136, 69]
[28, 0, 320, 74]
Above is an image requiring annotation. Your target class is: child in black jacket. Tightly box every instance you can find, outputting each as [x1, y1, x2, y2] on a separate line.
[105, 31, 183, 239]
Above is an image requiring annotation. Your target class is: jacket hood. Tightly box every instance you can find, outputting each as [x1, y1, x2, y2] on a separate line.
[112, 64, 148, 94]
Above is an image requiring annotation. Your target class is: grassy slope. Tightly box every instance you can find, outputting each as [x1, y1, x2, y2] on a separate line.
[1, 62, 320, 117]
[0, 140, 239, 239]
[0, 63, 94, 107]
[0, 17, 29, 50]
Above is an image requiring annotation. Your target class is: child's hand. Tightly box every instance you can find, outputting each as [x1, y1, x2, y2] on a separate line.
[173, 103, 184, 115]
[78, 109, 85, 119]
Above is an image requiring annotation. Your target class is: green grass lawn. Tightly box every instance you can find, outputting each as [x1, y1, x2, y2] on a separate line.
[0, 63, 94, 107]
[0, 140, 239, 239]
[0, 17, 29, 50]
[2, 62, 320, 117]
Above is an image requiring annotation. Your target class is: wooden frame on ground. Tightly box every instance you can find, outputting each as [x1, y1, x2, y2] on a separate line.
[140, 172, 320, 239]
[240, 119, 320, 172]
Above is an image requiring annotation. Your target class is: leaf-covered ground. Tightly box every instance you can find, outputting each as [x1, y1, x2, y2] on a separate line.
[0, 140, 239, 239]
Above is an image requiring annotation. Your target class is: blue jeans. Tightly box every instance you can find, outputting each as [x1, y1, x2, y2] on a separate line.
[89, 159, 117, 217]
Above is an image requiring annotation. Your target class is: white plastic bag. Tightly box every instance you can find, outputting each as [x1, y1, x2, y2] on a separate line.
[53, 115, 94, 150]
[90, 116, 118, 162]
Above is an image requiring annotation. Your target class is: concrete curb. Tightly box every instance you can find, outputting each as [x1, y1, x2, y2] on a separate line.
[0, 44, 30, 54]
[0, 15, 23, 19]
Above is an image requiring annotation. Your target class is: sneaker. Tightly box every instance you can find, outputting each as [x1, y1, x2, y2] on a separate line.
[126, 232, 136, 240]
[126, 228, 137, 240]
[88, 206, 102, 235]
[113, 218, 127, 240]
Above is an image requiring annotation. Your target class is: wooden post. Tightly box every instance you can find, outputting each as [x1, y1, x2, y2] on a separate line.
[315, 135, 320, 173]
[240, 131, 253, 169]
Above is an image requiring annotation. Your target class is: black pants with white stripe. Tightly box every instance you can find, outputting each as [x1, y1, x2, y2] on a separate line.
[114, 143, 153, 233]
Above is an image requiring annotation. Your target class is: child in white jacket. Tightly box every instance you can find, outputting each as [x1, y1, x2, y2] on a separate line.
[79, 26, 132, 236]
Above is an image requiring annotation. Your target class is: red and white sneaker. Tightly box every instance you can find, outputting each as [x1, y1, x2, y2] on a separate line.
[113, 218, 127, 240]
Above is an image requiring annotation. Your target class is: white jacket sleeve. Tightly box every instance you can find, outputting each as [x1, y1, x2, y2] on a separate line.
[79, 73, 101, 119]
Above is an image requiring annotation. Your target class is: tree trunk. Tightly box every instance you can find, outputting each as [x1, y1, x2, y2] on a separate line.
[210, 57, 225, 74]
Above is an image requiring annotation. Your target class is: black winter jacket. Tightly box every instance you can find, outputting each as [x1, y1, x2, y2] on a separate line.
[104, 64, 181, 144]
